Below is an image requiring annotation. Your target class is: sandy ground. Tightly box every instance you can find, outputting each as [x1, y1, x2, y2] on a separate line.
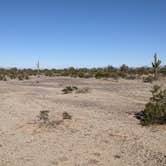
[0, 76, 166, 166]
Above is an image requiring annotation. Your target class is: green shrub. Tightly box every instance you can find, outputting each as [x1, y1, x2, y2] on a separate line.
[109, 72, 119, 80]
[44, 70, 54, 77]
[135, 85, 166, 125]
[95, 71, 109, 79]
[117, 71, 127, 78]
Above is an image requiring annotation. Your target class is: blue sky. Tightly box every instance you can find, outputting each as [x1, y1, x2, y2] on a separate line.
[0, 0, 166, 68]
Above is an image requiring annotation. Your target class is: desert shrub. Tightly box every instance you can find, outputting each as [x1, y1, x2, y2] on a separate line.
[117, 71, 127, 78]
[160, 66, 166, 76]
[77, 72, 92, 78]
[44, 70, 54, 77]
[9, 74, 17, 79]
[76, 87, 90, 94]
[126, 75, 136, 80]
[18, 75, 24, 80]
[83, 72, 93, 78]
[143, 75, 154, 83]
[37, 110, 64, 128]
[3, 76, 7, 81]
[0, 75, 3, 81]
[25, 75, 29, 80]
[109, 72, 119, 80]
[38, 110, 49, 124]
[135, 85, 166, 125]
[63, 112, 72, 120]
[95, 71, 109, 79]
[120, 64, 129, 73]
[62, 86, 78, 94]
[0, 64, 165, 79]
[78, 71, 84, 78]
[0, 75, 6, 81]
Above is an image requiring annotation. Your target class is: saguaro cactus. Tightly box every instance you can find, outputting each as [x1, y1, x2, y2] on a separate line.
[37, 60, 40, 78]
[152, 53, 161, 80]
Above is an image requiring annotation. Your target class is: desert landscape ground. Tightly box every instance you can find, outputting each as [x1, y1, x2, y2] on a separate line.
[0, 76, 166, 166]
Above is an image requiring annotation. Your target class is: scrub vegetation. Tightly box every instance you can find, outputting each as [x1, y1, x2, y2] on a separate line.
[0, 55, 165, 81]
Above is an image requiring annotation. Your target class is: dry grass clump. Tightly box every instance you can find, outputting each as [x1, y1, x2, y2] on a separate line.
[76, 87, 90, 94]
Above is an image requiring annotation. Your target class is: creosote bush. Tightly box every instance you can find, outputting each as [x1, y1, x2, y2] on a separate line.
[135, 85, 166, 125]
[38, 110, 49, 125]
[62, 86, 78, 94]
[143, 75, 154, 83]
[63, 112, 72, 120]
[37, 110, 72, 128]
[76, 87, 90, 94]
[62, 86, 90, 94]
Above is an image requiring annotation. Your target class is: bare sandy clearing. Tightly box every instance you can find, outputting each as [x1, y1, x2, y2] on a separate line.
[0, 77, 166, 166]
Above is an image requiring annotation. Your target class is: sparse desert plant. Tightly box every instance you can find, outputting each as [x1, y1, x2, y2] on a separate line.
[135, 85, 166, 125]
[25, 75, 29, 80]
[160, 65, 166, 76]
[143, 75, 154, 83]
[18, 75, 24, 80]
[62, 86, 78, 94]
[152, 53, 161, 80]
[126, 74, 136, 80]
[37, 60, 40, 78]
[76, 87, 90, 94]
[0, 75, 4, 81]
[9, 74, 17, 80]
[120, 64, 129, 73]
[3, 76, 7, 81]
[63, 112, 72, 120]
[72, 86, 78, 90]
[0, 63, 165, 80]
[44, 70, 54, 77]
[37, 110, 64, 128]
[38, 110, 50, 125]
[109, 72, 119, 80]
[117, 71, 127, 78]
[95, 71, 109, 79]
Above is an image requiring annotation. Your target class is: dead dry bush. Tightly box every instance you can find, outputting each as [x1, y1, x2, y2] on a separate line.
[76, 87, 90, 94]
[62, 86, 90, 94]
[37, 110, 72, 128]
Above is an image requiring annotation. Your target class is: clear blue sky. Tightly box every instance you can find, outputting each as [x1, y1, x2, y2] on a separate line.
[0, 0, 166, 68]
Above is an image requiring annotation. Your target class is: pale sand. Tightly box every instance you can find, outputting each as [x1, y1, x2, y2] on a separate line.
[0, 77, 166, 166]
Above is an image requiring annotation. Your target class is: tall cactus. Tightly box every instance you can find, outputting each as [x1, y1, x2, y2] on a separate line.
[152, 53, 161, 80]
[37, 60, 40, 78]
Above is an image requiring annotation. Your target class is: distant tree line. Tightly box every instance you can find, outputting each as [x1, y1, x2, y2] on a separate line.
[0, 64, 165, 81]
[0, 54, 165, 81]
